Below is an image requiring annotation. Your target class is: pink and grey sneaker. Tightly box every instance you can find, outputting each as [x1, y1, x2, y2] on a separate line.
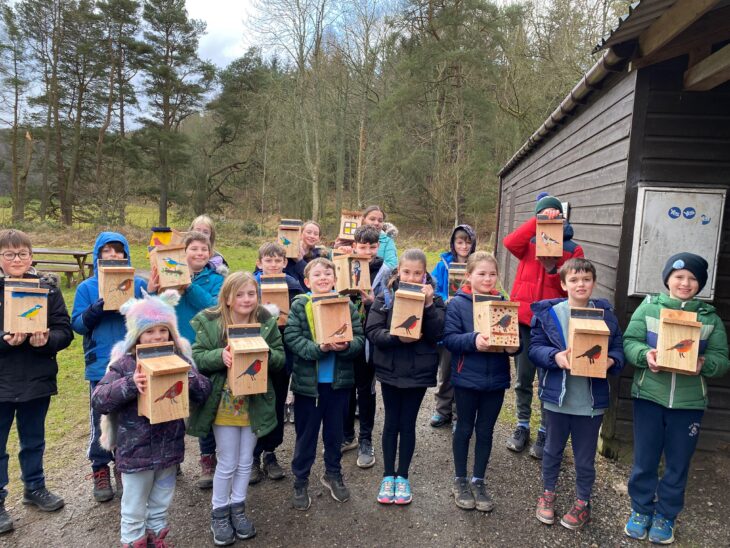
[560, 499, 591, 530]
[377, 476, 395, 504]
[536, 490, 556, 525]
[394, 476, 412, 505]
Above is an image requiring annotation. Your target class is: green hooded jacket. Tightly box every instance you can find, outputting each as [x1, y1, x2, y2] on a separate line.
[624, 293, 729, 410]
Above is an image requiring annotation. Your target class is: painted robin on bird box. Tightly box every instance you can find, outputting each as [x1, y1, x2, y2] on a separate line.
[576, 344, 602, 365]
[155, 380, 184, 404]
[237, 359, 262, 380]
[492, 314, 512, 332]
[666, 339, 695, 358]
[395, 314, 420, 336]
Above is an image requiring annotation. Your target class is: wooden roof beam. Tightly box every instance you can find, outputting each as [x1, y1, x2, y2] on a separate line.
[638, 0, 720, 58]
[684, 43, 730, 90]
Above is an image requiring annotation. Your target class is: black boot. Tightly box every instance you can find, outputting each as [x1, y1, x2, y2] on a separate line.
[0, 499, 13, 534]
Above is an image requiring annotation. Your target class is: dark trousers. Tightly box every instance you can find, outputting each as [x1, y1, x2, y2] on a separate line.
[199, 430, 216, 456]
[381, 383, 427, 479]
[433, 346, 454, 418]
[291, 384, 349, 485]
[88, 381, 114, 470]
[0, 396, 51, 499]
[542, 409, 603, 501]
[453, 387, 505, 479]
[514, 323, 545, 429]
[254, 368, 291, 458]
[344, 356, 375, 442]
[628, 398, 704, 520]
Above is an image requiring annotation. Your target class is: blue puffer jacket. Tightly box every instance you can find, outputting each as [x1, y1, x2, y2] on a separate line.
[528, 298, 625, 409]
[443, 289, 519, 392]
[71, 232, 147, 381]
[175, 265, 224, 344]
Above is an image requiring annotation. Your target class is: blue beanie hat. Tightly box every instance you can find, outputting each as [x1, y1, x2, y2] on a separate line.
[535, 194, 563, 215]
[662, 252, 709, 292]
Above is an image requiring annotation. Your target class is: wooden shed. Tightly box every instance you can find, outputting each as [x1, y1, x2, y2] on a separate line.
[496, 0, 730, 455]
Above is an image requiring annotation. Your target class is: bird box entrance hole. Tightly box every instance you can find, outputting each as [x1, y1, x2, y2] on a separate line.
[3, 278, 49, 334]
[136, 342, 191, 424]
[311, 294, 353, 345]
[568, 307, 610, 378]
[656, 308, 702, 374]
[536, 215, 564, 258]
[390, 282, 426, 341]
[228, 324, 269, 396]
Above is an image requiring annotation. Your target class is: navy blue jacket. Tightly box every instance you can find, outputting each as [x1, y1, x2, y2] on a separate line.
[528, 298, 625, 409]
[443, 289, 520, 392]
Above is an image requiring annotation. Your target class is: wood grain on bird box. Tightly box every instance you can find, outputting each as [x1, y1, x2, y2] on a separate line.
[339, 210, 362, 241]
[136, 342, 191, 425]
[311, 294, 353, 345]
[3, 278, 49, 334]
[390, 282, 426, 341]
[98, 259, 135, 311]
[568, 307, 610, 378]
[656, 308, 702, 374]
[228, 324, 269, 396]
[149, 244, 190, 291]
[334, 254, 372, 295]
[536, 215, 564, 258]
[447, 263, 467, 300]
[260, 275, 290, 326]
[278, 219, 303, 259]
[473, 295, 520, 349]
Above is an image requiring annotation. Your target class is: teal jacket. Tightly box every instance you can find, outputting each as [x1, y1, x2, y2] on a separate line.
[176, 265, 225, 344]
[187, 306, 284, 438]
[377, 232, 398, 269]
[624, 293, 729, 410]
[284, 293, 365, 397]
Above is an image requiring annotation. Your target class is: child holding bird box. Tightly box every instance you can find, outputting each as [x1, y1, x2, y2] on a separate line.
[0, 229, 73, 532]
[528, 258, 624, 531]
[188, 272, 284, 545]
[623, 253, 729, 544]
[365, 249, 445, 506]
[442, 252, 520, 513]
[91, 290, 211, 548]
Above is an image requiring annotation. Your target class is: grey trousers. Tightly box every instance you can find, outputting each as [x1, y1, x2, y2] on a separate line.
[514, 323, 545, 429]
[434, 345, 455, 418]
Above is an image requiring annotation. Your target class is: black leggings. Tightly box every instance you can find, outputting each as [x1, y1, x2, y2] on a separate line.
[380, 383, 427, 479]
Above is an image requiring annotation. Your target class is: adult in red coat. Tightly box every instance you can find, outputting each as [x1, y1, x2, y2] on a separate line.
[502, 194, 584, 458]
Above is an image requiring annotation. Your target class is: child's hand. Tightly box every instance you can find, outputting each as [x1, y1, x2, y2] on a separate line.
[359, 289, 374, 305]
[147, 266, 160, 293]
[475, 333, 491, 352]
[504, 346, 520, 354]
[606, 357, 615, 371]
[330, 341, 350, 352]
[538, 257, 559, 273]
[222, 346, 233, 368]
[422, 284, 434, 306]
[3, 332, 28, 346]
[134, 363, 147, 394]
[398, 336, 417, 344]
[319, 343, 334, 352]
[692, 356, 705, 376]
[555, 348, 571, 369]
[29, 330, 49, 347]
[177, 284, 190, 295]
[646, 349, 661, 373]
[540, 208, 561, 219]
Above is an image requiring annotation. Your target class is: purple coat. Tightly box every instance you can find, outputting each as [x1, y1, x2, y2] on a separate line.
[91, 353, 211, 473]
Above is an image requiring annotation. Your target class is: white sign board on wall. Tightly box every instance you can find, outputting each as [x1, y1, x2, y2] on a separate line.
[628, 187, 726, 300]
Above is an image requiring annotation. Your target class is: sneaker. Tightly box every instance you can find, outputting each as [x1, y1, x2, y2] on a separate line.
[506, 426, 530, 453]
[113, 464, 123, 497]
[452, 419, 458, 435]
[230, 502, 256, 540]
[284, 403, 292, 423]
[377, 476, 396, 504]
[625, 511, 652, 540]
[262, 452, 285, 480]
[90, 465, 114, 502]
[22, 487, 64, 512]
[394, 476, 412, 505]
[287, 403, 295, 423]
[560, 498, 591, 530]
[530, 430, 546, 459]
[452, 477, 475, 510]
[210, 506, 235, 546]
[429, 413, 451, 428]
[471, 479, 494, 512]
[356, 439, 375, 468]
[147, 526, 172, 548]
[648, 513, 675, 544]
[341, 437, 358, 453]
[197, 453, 216, 489]
[536, 490, 556, 525]
[249, 456, 264, 485]
[292, 482, 311, 511]
[0, 500, 13, 534]
[320, 473, 350, 503]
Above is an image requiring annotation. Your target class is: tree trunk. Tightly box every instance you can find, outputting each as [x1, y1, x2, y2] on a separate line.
[10, 55, 20, 222]
[95, 36, 116, 203]
[18, 131, 34, 215]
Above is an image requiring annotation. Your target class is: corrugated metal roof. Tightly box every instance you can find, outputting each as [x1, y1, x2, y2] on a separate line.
[593, 0, 678, 53]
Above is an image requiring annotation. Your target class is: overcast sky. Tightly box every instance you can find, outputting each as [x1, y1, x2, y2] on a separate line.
[184, 0, 256, 68]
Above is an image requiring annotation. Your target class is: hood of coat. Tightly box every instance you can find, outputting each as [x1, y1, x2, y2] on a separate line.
[530, 297, 614, 323]
[449, 224, 477, 258]
[652, 292, 716, 315]
[93, 231, 132, 272]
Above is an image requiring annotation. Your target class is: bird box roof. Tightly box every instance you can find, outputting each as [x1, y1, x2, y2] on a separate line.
[396, 282, 426, 300]
[136, 342, 190, 375]
[228, 324, 269, 352]
[260, 275, 288, 291]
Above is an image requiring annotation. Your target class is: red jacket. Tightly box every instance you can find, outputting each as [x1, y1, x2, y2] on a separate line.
[503, 217, 584, 326]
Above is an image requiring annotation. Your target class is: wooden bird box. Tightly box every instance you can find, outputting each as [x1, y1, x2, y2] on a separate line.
[568, 307, 610, 378]
[136, 342, 190, 425]
[311, 294, 353, 344]
[260, 274, 290, 326]
[390, 282, 426, 341]
[97, 259, 135, 311]
[656, 308, 702, 374]
[278, 219, 303, 259]
[473, 295, 520, 349]
[536, 215, 564, 257]
[149, 244, 191, 291]
[334, 254, 372, 295]
[147, 227, 186, 255]
[339, 210, 362, 241]
[448, 263, 467, 300]
[3, 279, 49, 334]
[228, 324, 269, 396]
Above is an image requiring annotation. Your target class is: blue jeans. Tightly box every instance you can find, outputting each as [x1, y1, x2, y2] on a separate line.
[0, 396, 51, 500]
[453, 387, 505, 479]
[88, 381, 114, 470]
[120, 465, 177, 543]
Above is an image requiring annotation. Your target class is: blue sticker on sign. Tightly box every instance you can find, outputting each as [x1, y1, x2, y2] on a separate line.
[683, 207, 696, 219]
[668, 207, 681, 219]
[701, 214, 711, 225]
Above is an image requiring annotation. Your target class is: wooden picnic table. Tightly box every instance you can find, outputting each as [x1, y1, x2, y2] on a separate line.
[32, 247, 93, 287]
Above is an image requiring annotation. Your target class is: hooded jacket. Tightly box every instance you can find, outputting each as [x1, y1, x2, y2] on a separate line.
[528, 298, 624, 410]
[71, 232, 147, 381]
[377, 231, 398, 269]
[432, 224, 477, 301]
[174, 264, 225, 344]
[503, 217, 583, 326]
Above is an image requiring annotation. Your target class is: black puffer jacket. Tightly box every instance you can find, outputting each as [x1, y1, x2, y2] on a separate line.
[0, 272, 74, 402]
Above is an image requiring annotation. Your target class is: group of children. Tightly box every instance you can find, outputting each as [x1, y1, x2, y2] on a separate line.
[0, 195, 725, 547]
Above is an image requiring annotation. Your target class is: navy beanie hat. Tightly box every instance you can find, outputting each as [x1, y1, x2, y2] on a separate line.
[662, 252, 709, 292]
[535, 194, 563, 215]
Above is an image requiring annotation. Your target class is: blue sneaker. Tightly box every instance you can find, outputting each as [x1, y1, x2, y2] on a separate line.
[430, 413, 451, 428]
[648, 514, 675, 545]
[394, 476, 412, 505]
[377, 476, 395, 504]
[625, 511, 652, 540]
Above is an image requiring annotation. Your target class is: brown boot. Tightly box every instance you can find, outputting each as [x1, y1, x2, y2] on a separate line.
[196, 454, 216, 489]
